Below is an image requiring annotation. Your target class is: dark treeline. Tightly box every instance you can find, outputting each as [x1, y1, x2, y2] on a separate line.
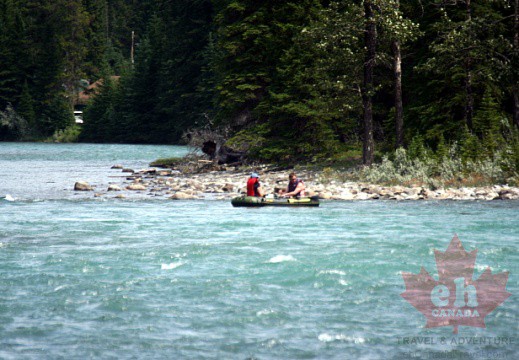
[1, 0, 518, 167]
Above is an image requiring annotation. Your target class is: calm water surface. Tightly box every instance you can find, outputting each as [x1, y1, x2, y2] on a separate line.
[0, 143, 517, 359]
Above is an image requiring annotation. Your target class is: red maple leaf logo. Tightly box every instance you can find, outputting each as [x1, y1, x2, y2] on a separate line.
[401, 235, 511, 334]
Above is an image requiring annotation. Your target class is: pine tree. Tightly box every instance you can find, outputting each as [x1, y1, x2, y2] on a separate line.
[263, 1, 363, 161]
[412, 0, 509, 142]
[0, 0, 25, 109]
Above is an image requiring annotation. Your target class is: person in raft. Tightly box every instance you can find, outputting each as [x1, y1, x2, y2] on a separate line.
[247, 172, 265, 197]
[279, 172, 306, 198]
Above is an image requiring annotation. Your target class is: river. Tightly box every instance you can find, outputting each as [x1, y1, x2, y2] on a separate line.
[0, 142, 517, 359]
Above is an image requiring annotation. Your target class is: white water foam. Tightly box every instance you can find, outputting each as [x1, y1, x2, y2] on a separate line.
[256, 309, 275, 317]
[267, 255, 296, 263]
[318, 333, 366, 343]
[317, 270, 346, 276]
[161, 262, 184, 270]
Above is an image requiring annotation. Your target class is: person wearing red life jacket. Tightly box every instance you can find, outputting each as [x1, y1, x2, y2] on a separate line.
[279, 172, 306, 198]
[246, 172, 264, 197]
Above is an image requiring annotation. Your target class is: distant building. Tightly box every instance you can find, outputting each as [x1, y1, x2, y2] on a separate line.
[74, 111, 83, 124]
[76, 76, 121, 106]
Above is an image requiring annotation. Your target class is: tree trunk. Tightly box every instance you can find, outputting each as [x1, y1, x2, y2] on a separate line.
[392, 39, 404, 148]
[362, 0, 376, 166]
[514, 0, 519, 128]
[464, 0, 474, 131]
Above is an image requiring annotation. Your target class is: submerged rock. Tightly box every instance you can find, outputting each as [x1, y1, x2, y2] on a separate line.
[74, 181, 93, 191]
[108, 184, 122, 191]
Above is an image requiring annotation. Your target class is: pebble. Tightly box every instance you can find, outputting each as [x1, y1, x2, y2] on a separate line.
[75, 166, 519, 201]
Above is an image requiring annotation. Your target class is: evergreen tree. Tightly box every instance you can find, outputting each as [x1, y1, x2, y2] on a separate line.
[0, 0, 25, 110]
[211, 0, 322, 128]
[80, 75, 119, 142]
[412, 0, 509, 142]
[156, 0, 214, 141]
[261, 1, 363, 161]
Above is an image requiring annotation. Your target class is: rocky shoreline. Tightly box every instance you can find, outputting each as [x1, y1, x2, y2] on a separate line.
[73, 163, 519, 201]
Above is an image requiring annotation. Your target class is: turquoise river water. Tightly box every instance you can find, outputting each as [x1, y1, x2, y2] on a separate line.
[0, 142, 517, 359]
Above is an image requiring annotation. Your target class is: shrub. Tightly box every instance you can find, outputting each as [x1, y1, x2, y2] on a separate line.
[47, 124, 82, 143]
[0, 104, 29, 140]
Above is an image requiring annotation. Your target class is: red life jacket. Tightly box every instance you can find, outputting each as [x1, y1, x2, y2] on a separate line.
[247, 177, 260, 196]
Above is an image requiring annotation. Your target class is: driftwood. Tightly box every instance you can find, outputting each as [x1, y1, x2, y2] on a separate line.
[202, 140, 245, 165]
[183, 125, 245, 165]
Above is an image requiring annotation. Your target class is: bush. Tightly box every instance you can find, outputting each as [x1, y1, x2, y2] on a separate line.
[47, 124, 82, 143]
[149, 157, 184, 167]
[352, 141, 517, 188]
[0, 104, 29, 140]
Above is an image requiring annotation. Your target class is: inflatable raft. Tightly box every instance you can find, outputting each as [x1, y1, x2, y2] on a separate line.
[231, 196, 319, 207]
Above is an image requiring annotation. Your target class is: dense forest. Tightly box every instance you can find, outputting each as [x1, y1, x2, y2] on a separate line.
[1, 0, 518, 174]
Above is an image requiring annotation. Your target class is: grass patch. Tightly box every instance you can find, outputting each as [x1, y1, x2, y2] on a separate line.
[150, 157, 185, 168]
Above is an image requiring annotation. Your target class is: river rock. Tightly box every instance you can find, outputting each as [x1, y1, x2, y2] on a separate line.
[336, 191, 355, 200]
[318, 191, 332, 200]
[115, 194, 126, 199]
[74, 181, 93, 191]
[138, 168, 157, 175]
[485, 191, 499, 201]
[367, 185, 381, 194]
[108, 184, 122, 191]
[498, 189, 519, 200]
[122, 168, 134, 173]
[306, 190, 317, 197]
[126, 184, 147, 191]
[355, 192, 373, 200]
[222, 183, 234, 192]
[500, 192, 516, 200]
[111, 164, 123, 169]
[405, 187, 421, 196]
[379, 188, 393, 198]
[170, 192, 195, 200]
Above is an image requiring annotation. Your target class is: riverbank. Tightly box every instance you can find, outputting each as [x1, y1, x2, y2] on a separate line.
[74, 162, 519, 201]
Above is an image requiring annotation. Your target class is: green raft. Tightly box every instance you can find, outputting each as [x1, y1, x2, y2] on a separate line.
[231, 196, 319, 207]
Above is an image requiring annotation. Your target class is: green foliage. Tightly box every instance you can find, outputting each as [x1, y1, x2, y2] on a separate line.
[355, 147, 510, 188]
[355, 130, 519, 188]
[407, 135, 429, 160]
[39, 95, 74, 136]
[80, 76, 120, 142]
[0, 0, 517, 176]
[47, 124, 82, 143]
[149, 157, 184, 167]
[409, 0, 512, 141]
[225, 124, 267, 153]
